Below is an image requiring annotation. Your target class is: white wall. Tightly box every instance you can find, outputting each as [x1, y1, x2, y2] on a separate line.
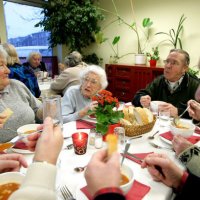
[84, 0, 200, 68]
[1, 0, 200, 68]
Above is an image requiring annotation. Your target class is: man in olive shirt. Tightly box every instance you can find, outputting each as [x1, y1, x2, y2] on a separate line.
[132, 49, 200, 118]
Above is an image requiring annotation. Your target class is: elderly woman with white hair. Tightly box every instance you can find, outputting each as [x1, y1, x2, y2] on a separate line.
[61, 65, 108, 123]
[0, 46, 43, 143]
[23, 51, 47, 74]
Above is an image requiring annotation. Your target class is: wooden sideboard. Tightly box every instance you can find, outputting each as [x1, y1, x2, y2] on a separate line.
[105, 64, 164, 102]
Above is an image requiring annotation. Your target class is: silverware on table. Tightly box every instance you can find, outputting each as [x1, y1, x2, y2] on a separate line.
[148, 130, 159, 140]
[149, 141, 173, 151]
[121, 142, 131, 166]
[173, 105, 190, 126]
[60, 185, 76, 200]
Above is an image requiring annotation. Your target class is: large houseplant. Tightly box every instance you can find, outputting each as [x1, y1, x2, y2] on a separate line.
[97, 0, 153, 64]
[156, 14, 186, 49]
[36, 0, 104, 55]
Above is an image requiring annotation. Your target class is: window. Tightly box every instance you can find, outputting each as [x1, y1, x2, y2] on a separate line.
[3, 0, 52, 57]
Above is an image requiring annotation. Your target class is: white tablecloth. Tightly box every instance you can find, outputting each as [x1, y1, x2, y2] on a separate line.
[21, 120, 183, 200]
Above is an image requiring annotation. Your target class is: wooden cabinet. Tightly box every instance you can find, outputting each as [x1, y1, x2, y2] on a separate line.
[105, 64, 164, 102]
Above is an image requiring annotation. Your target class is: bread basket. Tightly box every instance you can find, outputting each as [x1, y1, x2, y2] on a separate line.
[121, 116, 156, 137]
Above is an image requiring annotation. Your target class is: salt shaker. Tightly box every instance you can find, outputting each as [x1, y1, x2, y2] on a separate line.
[95, 132, 103, 149]
[89, 129, 96, 146]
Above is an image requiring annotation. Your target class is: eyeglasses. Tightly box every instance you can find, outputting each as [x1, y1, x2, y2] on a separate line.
[83, 77, 99, 86]
[163, 59, 180, 66]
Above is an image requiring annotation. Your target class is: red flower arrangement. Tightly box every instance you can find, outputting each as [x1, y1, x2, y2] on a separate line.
[89, 90, 124, 135]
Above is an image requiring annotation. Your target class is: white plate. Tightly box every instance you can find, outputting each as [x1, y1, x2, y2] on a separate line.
[17, 124, 40, 136]
[159, 136, 172, 145]
[11, 147, 34, 154]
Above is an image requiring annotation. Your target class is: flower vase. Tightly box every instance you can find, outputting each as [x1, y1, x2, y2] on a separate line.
[102, 123, 120, 141]
[149, 60, 157, 68]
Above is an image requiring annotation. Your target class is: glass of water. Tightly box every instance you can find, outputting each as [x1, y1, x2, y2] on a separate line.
[114, 127, 125, 152]
[159, 110, 170, 127]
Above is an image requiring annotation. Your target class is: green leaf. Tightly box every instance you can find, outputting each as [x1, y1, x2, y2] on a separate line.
[112, 36, 120, 45]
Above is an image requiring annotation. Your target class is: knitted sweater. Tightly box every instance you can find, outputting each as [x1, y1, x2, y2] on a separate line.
[0, 79, 42, 143]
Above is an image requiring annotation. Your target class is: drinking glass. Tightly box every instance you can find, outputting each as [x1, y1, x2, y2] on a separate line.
[42, 95, 63, 127]
[159, 110, 170, 127]
[114, 127, 125, 152]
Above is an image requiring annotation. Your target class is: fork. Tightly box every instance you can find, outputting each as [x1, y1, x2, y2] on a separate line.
[60, 185, 76, 200]
[149, 142, 173, 151]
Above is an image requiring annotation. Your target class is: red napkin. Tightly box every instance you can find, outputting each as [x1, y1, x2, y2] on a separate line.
[76, 120, 95, 129]
[160, 131, 200, 144]
[123, 152, 153, 165]
[81, 180, 150, 200]
[13, 140, 28, 150]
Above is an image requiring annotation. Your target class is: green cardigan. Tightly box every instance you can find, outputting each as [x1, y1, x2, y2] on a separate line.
[132, 73, 200, 119]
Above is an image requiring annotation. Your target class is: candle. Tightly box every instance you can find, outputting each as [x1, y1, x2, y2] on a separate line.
[72, 132, 88, 155]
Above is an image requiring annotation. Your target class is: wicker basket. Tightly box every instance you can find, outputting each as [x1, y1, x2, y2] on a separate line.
[121, 117, 156, 137]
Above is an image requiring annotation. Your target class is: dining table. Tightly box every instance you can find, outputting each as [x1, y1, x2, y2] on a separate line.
[18, 117, 197, 200]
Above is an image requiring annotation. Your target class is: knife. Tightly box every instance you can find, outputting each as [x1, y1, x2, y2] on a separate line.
[121, 142, 131, 166]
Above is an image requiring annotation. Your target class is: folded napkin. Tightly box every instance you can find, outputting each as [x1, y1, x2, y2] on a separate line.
[13, 140, 28, 150]
[123, 152, 153, 165]
[160, 131, 200, 144]
[81, 180, 150, 200]
[76, 120, 95, 129]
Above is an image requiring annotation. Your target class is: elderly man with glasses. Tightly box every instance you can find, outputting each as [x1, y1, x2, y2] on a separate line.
[132, 49, 200, 118]
[61, 65, 108, 123]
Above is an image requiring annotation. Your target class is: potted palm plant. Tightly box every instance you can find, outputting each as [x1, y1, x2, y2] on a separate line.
[146, 47, 160, 68]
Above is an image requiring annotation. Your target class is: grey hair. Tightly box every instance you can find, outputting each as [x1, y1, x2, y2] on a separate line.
[64, 51, 82, 67]
[0, 45, 8, 62]
[80, 65, 108, 89]
[26, 51, 42, 62]
[170, 49, 190, 66]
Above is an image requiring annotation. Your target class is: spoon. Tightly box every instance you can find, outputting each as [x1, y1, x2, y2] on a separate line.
[148, 130, 159, 140]
[173, 105, 190, 126]
[74, 165, 87, 172]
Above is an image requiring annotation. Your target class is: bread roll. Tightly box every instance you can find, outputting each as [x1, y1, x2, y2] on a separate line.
[120, 118, 132, 126]
[123, 107, 129, 121]
[0, 108, 13, 124]
[134, 107, 149, 125]
[128, 106, 136, 124]
[106, 134, 118, 157]
[143, 108, 154, 123]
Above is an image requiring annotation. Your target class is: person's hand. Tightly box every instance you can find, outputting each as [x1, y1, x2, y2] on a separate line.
[158, 103, 178, 117]
[84, 150, 121, 196]
[0, 154, 28, 173]
[195, 85, 200, 102]
[33, 117, 63, 165]
[140, 95, 151, 108]
[0, 113, 7, 128]
[172, 135, 193, 156]
[79, 101, 98, 118]
[188, 100, 200, 121]
[26, 124, 43, 151]
[141, 153, 183, 189]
